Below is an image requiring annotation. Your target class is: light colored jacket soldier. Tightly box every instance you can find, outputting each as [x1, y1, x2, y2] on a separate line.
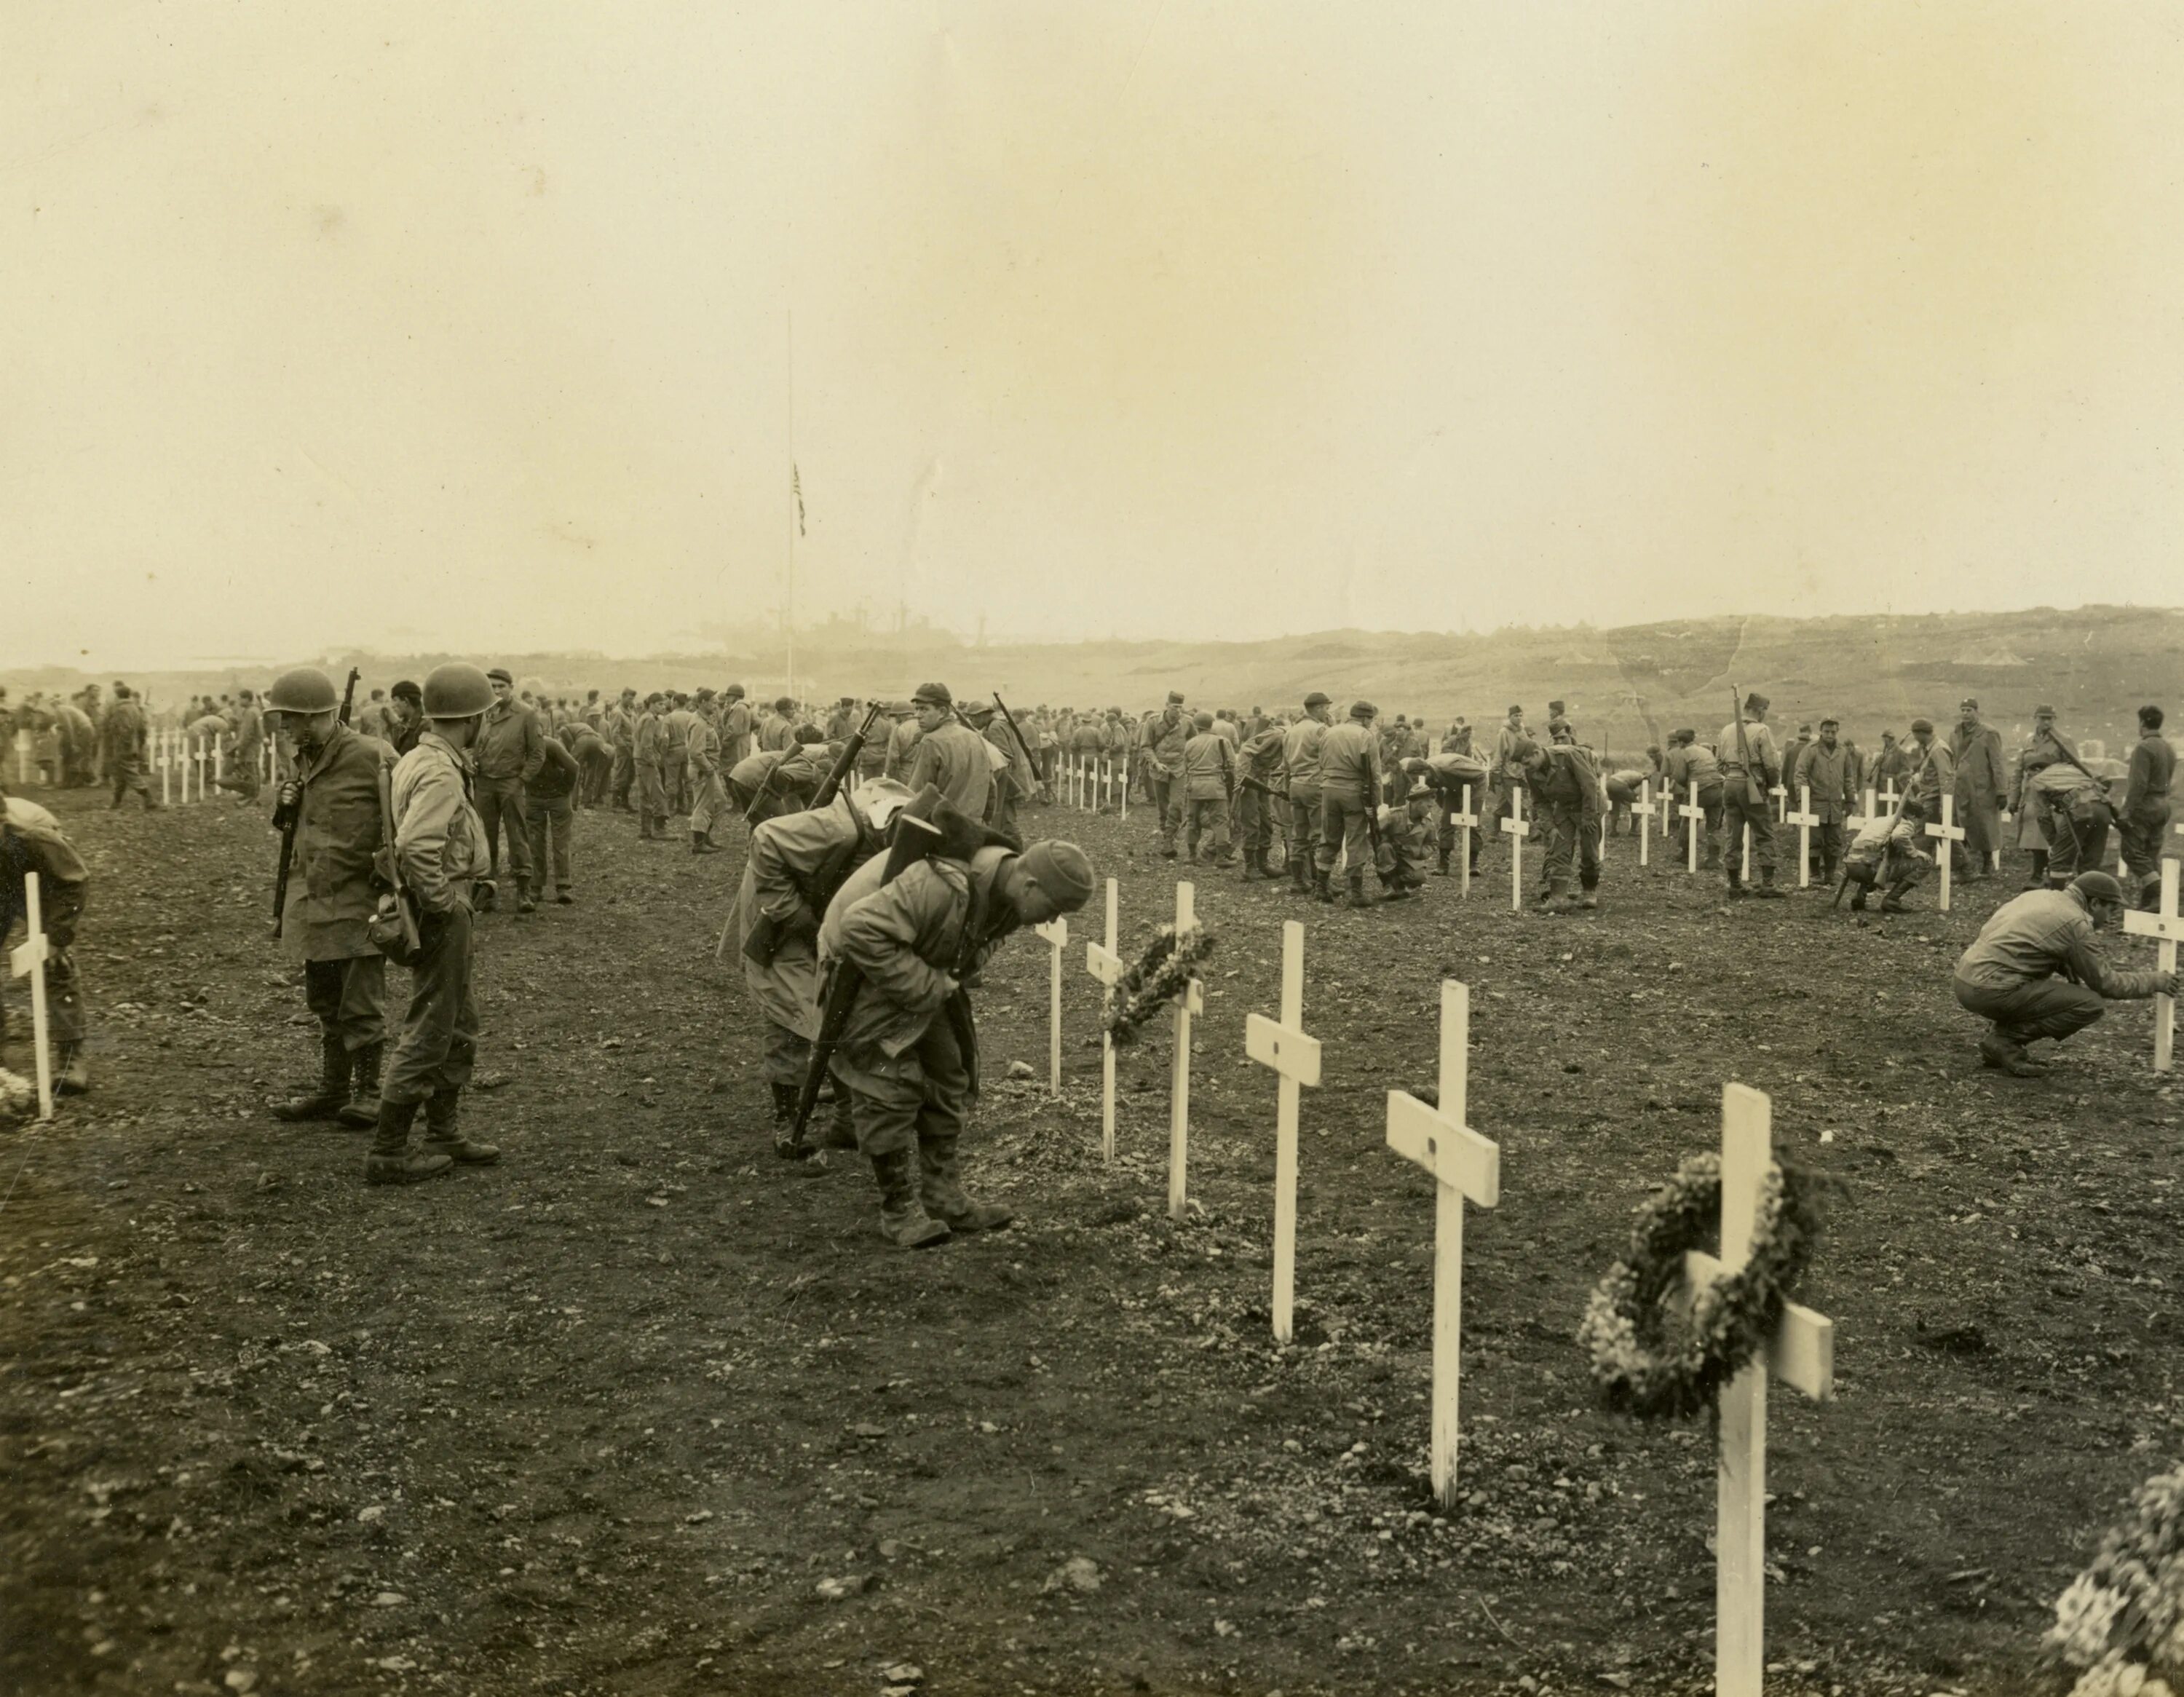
[906, 684, 992, 821]
[1313, 702, 1382, 906]
[1947, 698, 2008, 877]
[267, 665, 397, 1130]
[1281, 693, 1332, 893]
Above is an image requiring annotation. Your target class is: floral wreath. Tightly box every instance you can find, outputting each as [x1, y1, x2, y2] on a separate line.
[1104, 923, 1217, 1049]
[1577, 1152, 1822, 1420]
[2047, 1463, 2184, 1697]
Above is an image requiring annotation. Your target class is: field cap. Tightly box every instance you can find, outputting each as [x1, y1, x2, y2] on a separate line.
[1021, 840, 1096, 908]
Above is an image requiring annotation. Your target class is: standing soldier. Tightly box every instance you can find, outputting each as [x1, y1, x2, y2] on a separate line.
[885, 701, 925, 783]
[968, 703, 1034, 841]
[100, 684, 159, 810]
[1797, 716, 1858, 890]
[635, 692, 672, 841]
[759, 697, 798, 754]
[521, 733, 585, 901]
[1179, 711, 1237, 866]
[386, 681, 425, 758]
[1315, 700, 1382, 909]
[373, 662, 502, 1185]
[904, 684, 992, 818]
[662, 694, 697, 818]
[264, 668, 395, 1129]
[1283, 692, 1332, 895]
[1142, 692, 1190, 858]
[1, 780, 92, 1093]
[2120, 705, 2175, 909]
[732, 778, 912, 1150]
[685, 708, 727, 855]
[605, 687, 637, 811]
[718, 684, 754, 768]
[217, 689, 266, 802]
[1717, 692, 1785, 898]
[2007, 705, 2069, 887]
[1949, 697, 2008, 884]
[1869, 728, 1912, 800]
[1903, 719, 1955, 823]
[1484, 705, 1527, 856]
[819, 831, 1096, 1246]
[1233, 719, 1287, 880]
[475, 668, 542, 914]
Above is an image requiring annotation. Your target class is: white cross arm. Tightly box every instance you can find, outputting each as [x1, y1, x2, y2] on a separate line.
[1085, 941, 1125, 987]
[1034, 917, 1068, 948]
[9, 930, 49, 976]
[1682, 1249, 1835, 1401]
[1385, 1091, 1499, 1207]
[1246, 1013, 1321, 1086]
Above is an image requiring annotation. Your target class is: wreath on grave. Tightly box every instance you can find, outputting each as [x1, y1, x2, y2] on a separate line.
[2046, 1462, 2184, 1697]
[1104, 923, 1217, 1049]
[1576, 1152, 1822, 1420]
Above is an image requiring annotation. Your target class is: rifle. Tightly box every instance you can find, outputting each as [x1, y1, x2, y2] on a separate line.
[1728, 687, 1765, 807]
[272, 668, 358, 938]
[992, 692, 1048, 803]
[716, 704, 884, 966]
[1238, 773, 1289, 802]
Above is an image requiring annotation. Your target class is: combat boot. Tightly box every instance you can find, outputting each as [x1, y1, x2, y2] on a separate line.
[1979, 1030, 2047, 1076]
[273, 1031, 351, 1122]
[691, 831, 718, 855]
[1291, 856, 1311, 895]
[336, 1043, 384, 1129]
[1346, 870, 1373, 909]
[363, 1100, 452, 1185]
[516, 882, 537, 916]
[1879, 877, 1919, 914]
[918, 1132, 1013, 1232]
[1435, 848, 1452, 877]
[2022, 850, 2048, 890]
[870, 1149, 951, 1248]
[1239, 850, 1261, 882]
[55, 1043, 90, 1096]
[1314, 869, 1335, 904]
[1575, 883, 1600, 911]
[1753, 867, 1787, 900]
[769, 1082, 797, 1135]
[820, 1091, 859, 1152]
[419, 1088, 501, 1166]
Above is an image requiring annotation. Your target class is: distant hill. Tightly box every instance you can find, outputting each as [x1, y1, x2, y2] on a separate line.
[10, 606, 2181, 762]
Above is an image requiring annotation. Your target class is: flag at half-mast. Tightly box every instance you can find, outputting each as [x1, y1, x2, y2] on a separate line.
[792, 464, 806, 537]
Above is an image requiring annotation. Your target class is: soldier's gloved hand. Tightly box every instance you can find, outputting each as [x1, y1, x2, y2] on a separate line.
[2157, 970, 2180, 1000]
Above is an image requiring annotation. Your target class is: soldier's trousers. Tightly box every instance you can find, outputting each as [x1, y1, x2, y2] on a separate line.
[2038, 795, 2109, 882]
[611, 750, 635, 808]
[475, 775, 532, 887]
[1721, 790, 1776, 878]
[384, 905, 479, 1106]
[3, 882, 87, 1047]
[2121, 802, 2173, 885]
[664, 753, 688, 815]
[1543, 799, 1599, 892]
[108, 759, 154, 809]
[1953, 974, 2105, 1045]
[1234, 787, 1272, 858]
[1315, 791, 1372, 875]
[688, 770, 727, 838]
[637, 760, 667, 820]
[836, 1016, 970, 1160]
[524, 791, 574, 892]
[1147, 773, 1176, 846]
[989, 778, 1020, 843]
[1813, 820, 1846, 879]
[304, 955, 387, 1053]
[1288, 786, 1321, 871]
[1185, 795, 1231, 859]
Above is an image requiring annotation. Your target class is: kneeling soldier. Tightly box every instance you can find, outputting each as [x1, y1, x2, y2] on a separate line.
[266, 668, 396, 1128]
[819, 833, 1095, 1246]
[373, 662, 502, 1185]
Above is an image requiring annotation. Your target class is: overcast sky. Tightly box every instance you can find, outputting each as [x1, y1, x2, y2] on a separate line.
[5, 2, 2180, 668]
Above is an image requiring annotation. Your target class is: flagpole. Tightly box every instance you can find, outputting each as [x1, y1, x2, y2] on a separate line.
[786, 306, 795, 707]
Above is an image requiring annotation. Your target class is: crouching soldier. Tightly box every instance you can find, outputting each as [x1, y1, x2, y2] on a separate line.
[1, 781, 92, 1093]
[1840, 798, 1931, 913]
[1374, 780, 1436, 899]
[372, 663, 502, 1185]
[264, 668, 396, 1129]
[733, 778, 914, 1152]
[818, 830, 1095, 1246]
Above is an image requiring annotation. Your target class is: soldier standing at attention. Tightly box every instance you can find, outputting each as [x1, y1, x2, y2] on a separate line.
[819, 832, 1096, 1246]
[635, 692, 672, 842]
[264, 668, 396, 1129]
[473, 668, 542, 914]
[1949, 697, 2008, 884]
[1717, 692, 1786, 898]
[1282, 692, 1332, 896]
[373, 662, 502, 1186]
[100, 684, 159, 810]
[1315, 700, 1382, 909]
[604, 687, 636, 810]
[685, 708, 727, 855]
[2121, 705, 2176, 909]
[1142, 692, 1190, 858]
[1179, 711, 1237, 867]
[1797, 716, 1858, 890]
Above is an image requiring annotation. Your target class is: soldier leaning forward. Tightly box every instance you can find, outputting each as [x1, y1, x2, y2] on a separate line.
[818, 831, 1095, 1248]
[1522, 736, 1602, 912]
[371, 663, 502, 1187]
[265, 668, 397, 1130]
[1, 784, 92, 1093]
[732, 779, 914, 1150]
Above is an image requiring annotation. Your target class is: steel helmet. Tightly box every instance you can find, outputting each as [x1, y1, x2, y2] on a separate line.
[2072, 871, 2125, 906]
[266, 668, 340, 715]
[422, 662, 494, 719]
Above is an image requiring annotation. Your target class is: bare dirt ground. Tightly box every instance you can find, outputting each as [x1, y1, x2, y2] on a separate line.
[4, 783, 2178, 1697]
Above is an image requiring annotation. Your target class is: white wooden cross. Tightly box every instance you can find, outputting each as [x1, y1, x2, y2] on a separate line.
[1769, 782, 1788, 824]
[1033, 916, 1068, 1099]
[1449, 783, 1478, 898]
[213, 737, 225, 786]
[1784, 786, 1821, 890]
[1385, 981, 1500, 1509]
[12, 730, 25, 786]
[1166, 882, 1206, 1221]
[1501, 788, 1531, 912]
[1083, 879, 1125, 1161]
[157, 730, 173, 806]
[1845, 786, 1878, 839]
[1880, 782, 1899, 815]
[1633, 780, 1654, 869]
[1686, 1084, 1835, 1697]
[1681, 780, 1705, 874]
[1246, 919, 1321, 1344]
[8, 871, 55, 1120]
[1117, 757, 1128, 822]
[2124, 858, 2180, 1074]
[1741, 821, 1752, 885]
[191, 735, 207, 802]
[1926, 794, 1966, 912]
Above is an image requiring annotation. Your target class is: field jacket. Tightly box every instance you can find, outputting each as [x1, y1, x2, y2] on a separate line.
[392, 731, 486, 915]
[819, 847, 1018, 1059]
[282, 724, 392, 961]
[1954, 889, 2162, 999]
[735, 794, 885, 1040]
